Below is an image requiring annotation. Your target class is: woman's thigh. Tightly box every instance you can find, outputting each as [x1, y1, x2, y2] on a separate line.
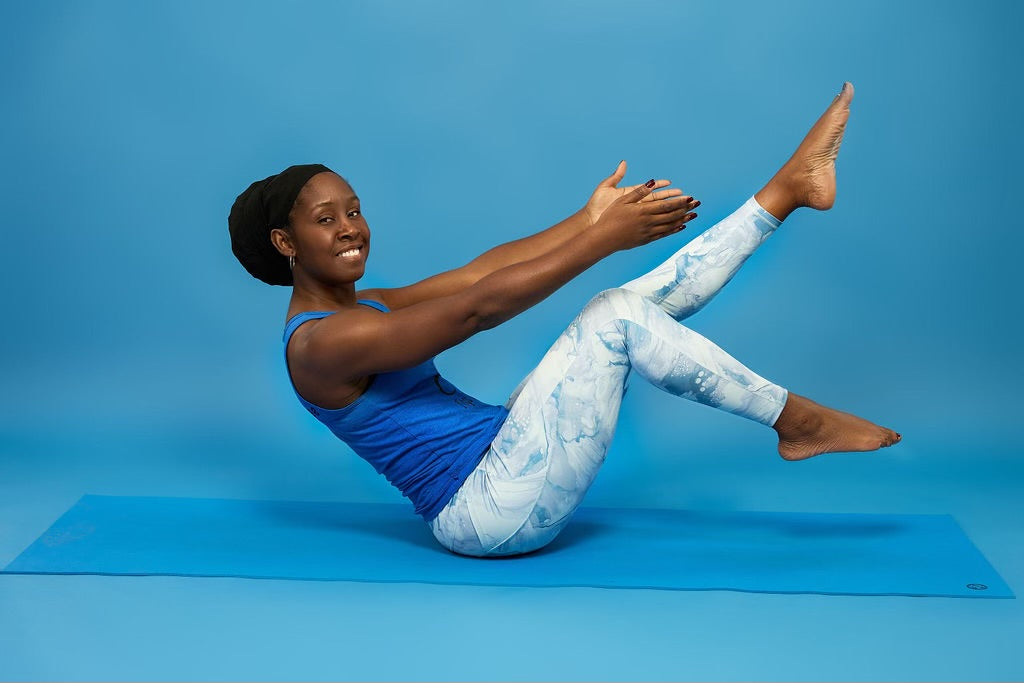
[430, 285, 787, 556]
[431, 291, 633, 556]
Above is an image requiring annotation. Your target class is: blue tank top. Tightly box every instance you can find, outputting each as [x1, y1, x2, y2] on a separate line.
[282, 299, 509, 521]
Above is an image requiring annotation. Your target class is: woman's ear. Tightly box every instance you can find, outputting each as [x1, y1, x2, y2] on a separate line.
[270, 227, 294, 258]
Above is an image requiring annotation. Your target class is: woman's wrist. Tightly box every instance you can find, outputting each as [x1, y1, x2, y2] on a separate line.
[578, 204, 600, 228]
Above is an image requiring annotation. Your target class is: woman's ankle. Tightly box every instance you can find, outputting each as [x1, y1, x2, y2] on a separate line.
[755, 175, 799, 222]
[772, 392, 822, 440]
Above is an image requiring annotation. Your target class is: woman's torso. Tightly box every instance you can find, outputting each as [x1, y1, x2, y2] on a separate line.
[280, 296, 511, 521]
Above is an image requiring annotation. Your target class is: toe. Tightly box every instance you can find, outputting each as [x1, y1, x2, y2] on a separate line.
[836, 81, 854, 107]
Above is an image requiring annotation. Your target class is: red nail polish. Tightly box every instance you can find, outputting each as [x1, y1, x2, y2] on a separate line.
[645, 179, 656, 188]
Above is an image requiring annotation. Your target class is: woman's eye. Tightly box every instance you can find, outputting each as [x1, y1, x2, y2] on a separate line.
[318, 216, 334, 224]
[347, 210, 361, 218]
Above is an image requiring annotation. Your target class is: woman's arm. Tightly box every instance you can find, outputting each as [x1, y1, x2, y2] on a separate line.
[294, 182, 696, 383]
[363, 208, 591, 310]
[368, 162, 691, 310]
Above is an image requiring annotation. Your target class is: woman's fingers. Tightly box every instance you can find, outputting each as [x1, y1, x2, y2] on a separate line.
[622, 176, 696, 206]
[598, 160, 628, 188]
[648, 213, 698, 242]
[635, 179, 673, 201]
[646, 188, 685, 202]
[625, 179, 658, 203]
[610, 172, 700, 246]
[650, 207, 698, 228]
[654, 193, 698, 209]
[643, 195, 694, 215]
[626, 180, 676, 202]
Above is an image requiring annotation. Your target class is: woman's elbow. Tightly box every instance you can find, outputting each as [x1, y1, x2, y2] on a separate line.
[465, 294, 511, 332]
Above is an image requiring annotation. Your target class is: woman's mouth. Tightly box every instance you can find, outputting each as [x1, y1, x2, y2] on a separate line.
[337, 246, 362, 259]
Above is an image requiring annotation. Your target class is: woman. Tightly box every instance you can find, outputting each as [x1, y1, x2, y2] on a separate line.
[228, 82, 900, 557]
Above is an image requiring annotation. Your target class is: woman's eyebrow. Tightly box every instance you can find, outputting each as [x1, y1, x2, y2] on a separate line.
[310, 196, 360, 211]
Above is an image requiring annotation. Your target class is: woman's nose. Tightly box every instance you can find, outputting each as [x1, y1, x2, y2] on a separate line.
[335, 223, 359, 240]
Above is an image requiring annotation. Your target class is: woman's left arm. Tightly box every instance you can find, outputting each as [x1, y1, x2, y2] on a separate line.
[369, 161, 688, 310]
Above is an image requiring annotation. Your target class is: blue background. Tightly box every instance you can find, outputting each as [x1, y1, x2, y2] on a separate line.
[2, 1, 1022, 680]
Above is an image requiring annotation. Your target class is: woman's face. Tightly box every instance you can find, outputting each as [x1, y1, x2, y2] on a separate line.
[284, 172, 370, 284]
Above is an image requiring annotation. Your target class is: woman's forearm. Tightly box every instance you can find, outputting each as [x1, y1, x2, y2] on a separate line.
[462, 209, 591, 282]
[467, 227, 615, 331]
[370, 208, 593, 311]
[463, 183, 694, 331]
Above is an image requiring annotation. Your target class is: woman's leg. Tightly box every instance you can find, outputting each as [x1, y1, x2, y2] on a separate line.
[622, 81, 860, 321]
[431, 287, 788, 556]
[429, 83, 902, 557]
[619, 196, 781, 321]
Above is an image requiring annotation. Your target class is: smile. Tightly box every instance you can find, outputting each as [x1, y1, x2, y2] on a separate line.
[337, 247, 362, 259]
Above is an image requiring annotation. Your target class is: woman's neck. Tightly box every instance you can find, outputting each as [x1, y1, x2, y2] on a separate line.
[288, 274, 359, 312]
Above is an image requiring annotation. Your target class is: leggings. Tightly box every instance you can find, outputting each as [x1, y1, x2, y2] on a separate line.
[429, 197, 788, 556]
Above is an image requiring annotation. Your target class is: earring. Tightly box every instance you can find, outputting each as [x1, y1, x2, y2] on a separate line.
[288, 255, 295, 270]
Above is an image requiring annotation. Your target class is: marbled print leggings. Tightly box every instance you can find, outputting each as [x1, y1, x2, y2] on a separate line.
[429, 197, 789, 556]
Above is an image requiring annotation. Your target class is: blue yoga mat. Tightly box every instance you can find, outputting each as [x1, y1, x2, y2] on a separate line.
[2, 495, 1012, 598]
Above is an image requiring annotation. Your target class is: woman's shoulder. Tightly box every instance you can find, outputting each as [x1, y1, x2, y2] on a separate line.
[284, 299, 382, 410]
[354, 288, 390, 310]
[285, 290, 389, 327]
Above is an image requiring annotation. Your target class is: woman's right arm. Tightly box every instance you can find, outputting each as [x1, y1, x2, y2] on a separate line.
[294, 182, 693, 382]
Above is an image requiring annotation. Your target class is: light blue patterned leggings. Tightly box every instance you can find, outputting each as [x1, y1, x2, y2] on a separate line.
[430, 197, 789, 556]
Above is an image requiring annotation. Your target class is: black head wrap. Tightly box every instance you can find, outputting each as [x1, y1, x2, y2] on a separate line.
[228, 163, 334, 285]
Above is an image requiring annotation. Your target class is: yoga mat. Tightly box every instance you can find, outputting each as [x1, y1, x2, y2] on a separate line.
[2, 494, 1012, 598]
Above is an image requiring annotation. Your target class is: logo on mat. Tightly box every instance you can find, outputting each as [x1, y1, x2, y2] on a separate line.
[966, 583, 988, 591]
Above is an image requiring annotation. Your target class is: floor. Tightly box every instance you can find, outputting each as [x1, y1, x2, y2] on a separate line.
[1, 421, 1021, 681]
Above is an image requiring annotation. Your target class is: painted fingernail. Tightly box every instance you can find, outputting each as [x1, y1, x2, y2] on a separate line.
[645, 179, 656, 188]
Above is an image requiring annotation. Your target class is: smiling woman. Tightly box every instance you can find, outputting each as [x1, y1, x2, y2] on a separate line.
[228, 83, 901, 557]
[272, 173, 370, 286]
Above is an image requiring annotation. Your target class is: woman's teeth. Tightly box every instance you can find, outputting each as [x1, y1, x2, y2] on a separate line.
[339, 248, 360, 258]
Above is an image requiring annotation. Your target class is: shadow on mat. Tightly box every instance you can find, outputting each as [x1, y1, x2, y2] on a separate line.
[257, 499, 616, 556]
[256, 500, 910, 561]
[257, 500, 439, 551]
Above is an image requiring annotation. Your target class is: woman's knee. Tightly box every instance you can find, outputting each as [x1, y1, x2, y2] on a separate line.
[585, 288, 647, 315]
[581, 287, 652, 326]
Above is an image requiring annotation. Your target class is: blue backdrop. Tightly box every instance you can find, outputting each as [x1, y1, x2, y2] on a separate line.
[2, 0, 1020, 513]
[3, 2, 1023, 680]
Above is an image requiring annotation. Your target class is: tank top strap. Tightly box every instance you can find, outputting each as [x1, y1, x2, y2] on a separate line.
[356, 298, 389, 313]
[281, 299, 389, 344]
[282, 311, 335, 344]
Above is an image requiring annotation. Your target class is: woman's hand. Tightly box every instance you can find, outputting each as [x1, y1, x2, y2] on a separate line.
[591, 178, 699, 253]
[583, 160, 698, 226]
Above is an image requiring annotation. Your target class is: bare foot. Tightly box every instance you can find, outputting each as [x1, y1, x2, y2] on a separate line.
[755, 82, 855, 220]
[773, 392, 901, 461]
